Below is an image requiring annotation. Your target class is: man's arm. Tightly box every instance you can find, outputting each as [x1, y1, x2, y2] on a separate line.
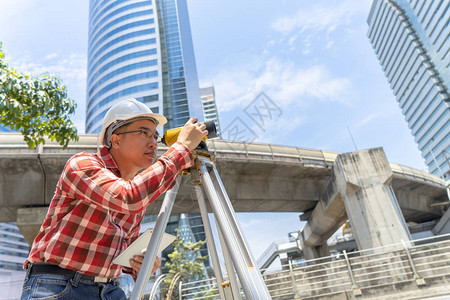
[63, 142, 193, 214]
[61, 117, 208, 214]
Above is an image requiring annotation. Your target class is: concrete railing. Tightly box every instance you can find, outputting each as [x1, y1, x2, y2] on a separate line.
[176, 234, 450, 299]
[1, 133, 443, 188]
[208, 139, 338, 168]
[266, 233, 450, 299]
[0, 133, 338, 166]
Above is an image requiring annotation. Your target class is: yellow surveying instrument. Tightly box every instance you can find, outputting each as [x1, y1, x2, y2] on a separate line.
[161, 120, 218, 147]
[130, 121, 272, 300]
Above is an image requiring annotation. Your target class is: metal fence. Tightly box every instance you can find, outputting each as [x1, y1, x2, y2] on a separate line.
[177, 233, 450, 299]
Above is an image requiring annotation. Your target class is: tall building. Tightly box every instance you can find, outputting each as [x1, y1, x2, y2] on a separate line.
[85, 0, 210, 288]
[200, 85, 221, 137]
[0, 223, 29, 272]
[0, 223, 29, 298]
[86, 0, 203, 133]
[367, 0, 449, 179]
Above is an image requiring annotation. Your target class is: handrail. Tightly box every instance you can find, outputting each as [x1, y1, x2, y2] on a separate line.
[148, 274, 167, 300]
[179, 234, 450, 299]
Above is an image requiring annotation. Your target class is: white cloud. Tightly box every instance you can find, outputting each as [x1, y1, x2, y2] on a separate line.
[238, 217, 265, 230]
[213, 57, 354, 113]
[271, 0, 370, 35]
[254, 116, 305, 144]
[0, 1, 38, 38]
[326, 40, 335, 49]
[0, 0, 35, 18]
[288, 34, 299, 46]
[355, 113, 380, 128]
[44, 52, 59, 60]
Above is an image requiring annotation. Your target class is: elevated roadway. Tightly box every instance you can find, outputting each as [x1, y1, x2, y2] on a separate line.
[0, 133, 447, 244]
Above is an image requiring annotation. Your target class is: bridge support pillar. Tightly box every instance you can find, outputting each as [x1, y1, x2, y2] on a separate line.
[432, 206, 450, 235]
[16, 207, 48, 246]
[299, 230, 330, 260]
[279, 253, 290, 270]
[335, 148, 411, 250]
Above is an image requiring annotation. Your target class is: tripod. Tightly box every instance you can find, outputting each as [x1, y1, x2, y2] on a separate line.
[130, 148, 272, 300]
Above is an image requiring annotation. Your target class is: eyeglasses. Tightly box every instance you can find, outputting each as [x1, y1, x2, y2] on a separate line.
[115, 129, 161, 143]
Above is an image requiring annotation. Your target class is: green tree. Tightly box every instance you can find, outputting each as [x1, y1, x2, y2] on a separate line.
[0, 42, 78, 149]
[163, 233, 208, 299]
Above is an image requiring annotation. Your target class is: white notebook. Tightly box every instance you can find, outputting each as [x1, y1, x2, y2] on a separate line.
[112, 229, 176, 268]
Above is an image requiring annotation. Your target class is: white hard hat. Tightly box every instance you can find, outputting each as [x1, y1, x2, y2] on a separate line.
[99, 98, 167, 148]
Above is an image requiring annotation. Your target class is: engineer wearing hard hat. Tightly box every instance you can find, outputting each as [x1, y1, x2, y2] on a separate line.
[21, 99, 208, 300]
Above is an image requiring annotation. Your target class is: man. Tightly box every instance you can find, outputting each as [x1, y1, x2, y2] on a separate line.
[21, 98, 208, 299]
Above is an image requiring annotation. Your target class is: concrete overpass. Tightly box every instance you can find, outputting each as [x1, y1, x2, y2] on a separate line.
[0, 133, 447, 246]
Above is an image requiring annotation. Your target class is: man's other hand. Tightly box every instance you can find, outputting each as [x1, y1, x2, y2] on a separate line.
[129, 252, 160, 275]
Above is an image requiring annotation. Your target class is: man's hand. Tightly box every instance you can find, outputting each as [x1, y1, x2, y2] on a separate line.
[177, 117, 208, 151]
[129, 253, 160, 276]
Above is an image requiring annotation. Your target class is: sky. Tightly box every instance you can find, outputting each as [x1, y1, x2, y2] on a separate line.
[0, 0, 428, 268]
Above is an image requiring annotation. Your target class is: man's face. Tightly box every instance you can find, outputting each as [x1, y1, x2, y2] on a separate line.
[113, 119, 159, 171]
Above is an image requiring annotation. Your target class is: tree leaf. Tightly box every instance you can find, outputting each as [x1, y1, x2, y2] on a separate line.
[0, 43, 78, 149]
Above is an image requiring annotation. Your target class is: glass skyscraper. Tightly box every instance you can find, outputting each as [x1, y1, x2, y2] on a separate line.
[0, 223, 29, 272]
[85, 1, 210, 287]
[86, 0, 203, 133]
[0, 223, 30, 298]
[200, 85, 222, 138]
[367, 0, 449, 179]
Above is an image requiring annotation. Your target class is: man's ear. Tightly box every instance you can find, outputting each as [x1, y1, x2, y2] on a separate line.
[110, 134, 120, 149]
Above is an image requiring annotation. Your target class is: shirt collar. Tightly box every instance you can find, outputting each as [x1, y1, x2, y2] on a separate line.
[98, 146, 120, 172]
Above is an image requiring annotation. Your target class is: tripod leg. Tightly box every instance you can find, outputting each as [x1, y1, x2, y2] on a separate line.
[130, 177, 181, 300]
[194, 185, 229, 299]
[215, 218, 242, 300]
[198, 159, 272, 300]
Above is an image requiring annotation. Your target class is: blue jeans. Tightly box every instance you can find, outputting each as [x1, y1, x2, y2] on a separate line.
[21, 271, 127, 300]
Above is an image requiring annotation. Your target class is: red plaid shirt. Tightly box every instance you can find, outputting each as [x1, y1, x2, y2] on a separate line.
[24, 142, 193, 279]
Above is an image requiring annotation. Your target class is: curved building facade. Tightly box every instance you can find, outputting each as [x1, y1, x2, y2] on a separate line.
[367, 0, 449, 179]
[86, 0, 202, 133]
